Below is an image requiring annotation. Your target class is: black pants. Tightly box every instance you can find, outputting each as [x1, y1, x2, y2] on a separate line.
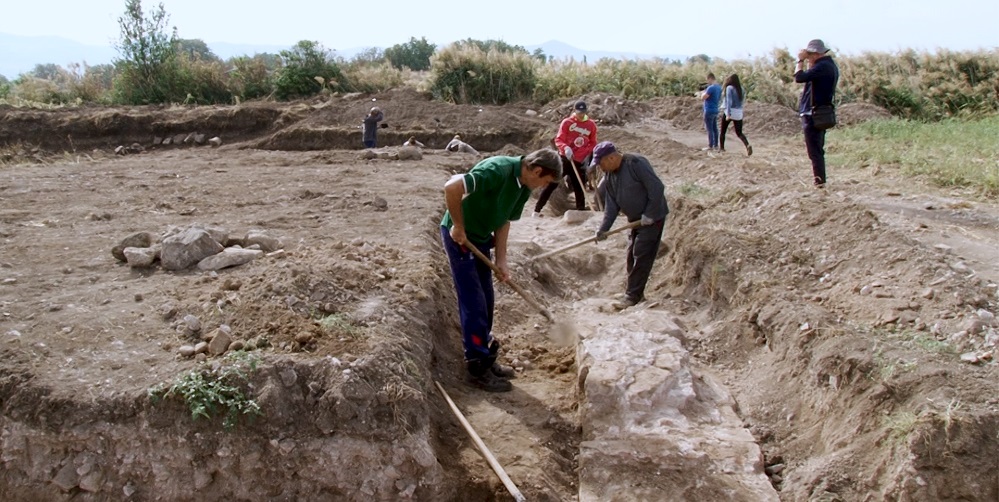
[720, 117, 750, 151]
[625, 219, 665, 302]
[535, 155, 587, 212]
[802, 116, 827, 185]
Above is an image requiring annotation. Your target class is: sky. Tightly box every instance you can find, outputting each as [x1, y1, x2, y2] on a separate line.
[2, 0, 998, 60]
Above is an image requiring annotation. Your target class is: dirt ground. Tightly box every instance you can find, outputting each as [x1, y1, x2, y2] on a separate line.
[1, 89, 997, 501]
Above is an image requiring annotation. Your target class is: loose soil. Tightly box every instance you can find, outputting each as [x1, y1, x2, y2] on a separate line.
[1, 88, 997, 501]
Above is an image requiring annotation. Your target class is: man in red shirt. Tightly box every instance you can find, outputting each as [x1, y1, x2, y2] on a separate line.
[533, 100, 598, 215]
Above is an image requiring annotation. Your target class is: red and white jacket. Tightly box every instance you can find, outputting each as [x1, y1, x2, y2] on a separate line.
[554, 114, 598, 164]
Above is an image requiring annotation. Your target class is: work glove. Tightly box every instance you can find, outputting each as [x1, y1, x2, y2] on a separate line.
[641, 215, 655, 226]
[594, 230, 608, 242]
[563, 146, 573, 160]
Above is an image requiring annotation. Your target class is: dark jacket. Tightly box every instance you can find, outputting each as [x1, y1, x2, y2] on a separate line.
[795, 56, 839, 114]
[597, 153, 668, 233]
[362, 110, 384, 143]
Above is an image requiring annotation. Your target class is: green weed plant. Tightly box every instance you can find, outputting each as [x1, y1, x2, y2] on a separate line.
[149, 352, 262, 431]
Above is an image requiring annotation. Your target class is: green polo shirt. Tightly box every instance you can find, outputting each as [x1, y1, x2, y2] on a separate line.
[441, 156, 530, 244]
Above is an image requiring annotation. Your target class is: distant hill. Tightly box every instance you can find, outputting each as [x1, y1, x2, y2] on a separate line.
[527, 40, 686, 63]
[0, 33, 687, 80]
[0, 33, 117, 79]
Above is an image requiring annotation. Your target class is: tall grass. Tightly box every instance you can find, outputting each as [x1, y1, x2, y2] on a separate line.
[828, 117, 999, 197]
[3, 45, 998, 122]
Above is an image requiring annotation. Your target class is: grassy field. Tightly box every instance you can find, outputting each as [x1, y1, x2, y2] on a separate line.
[828, 117, 999, 197]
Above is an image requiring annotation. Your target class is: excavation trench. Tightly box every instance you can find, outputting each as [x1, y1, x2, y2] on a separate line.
[3, 98, 998, 501]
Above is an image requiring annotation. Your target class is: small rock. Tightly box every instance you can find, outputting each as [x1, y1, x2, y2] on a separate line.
[921, 288, 935, 299]
[898, 311, 918, 325]
[963, 318, 987, 335]
[209, 137, 222, 147]
[959, 352, 980, 364]
[228, 340, 244, 351]
[765, 463, 785, 476]
[194, 342, 209, 354]
[183, 315, 202, 335]
[133, 293, 143, 302]
[178, 345, 196, 357]
[208, 329, 233, 356]
[370, 197, 389, 212]
[950, 261, 970, 273]
[295, 332, 315, 345]
[933, 243, 953, 254]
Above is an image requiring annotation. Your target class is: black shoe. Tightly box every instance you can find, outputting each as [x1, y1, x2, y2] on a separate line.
[466, 371, 513, 392]
[746, 145, 753, 156]
[490, 363, 517, 379]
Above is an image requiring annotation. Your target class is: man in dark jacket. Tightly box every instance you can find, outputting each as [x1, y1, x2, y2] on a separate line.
[362, 106, 384, 148]
[794, 39, 840, 187]
[589, 141, 669, 310]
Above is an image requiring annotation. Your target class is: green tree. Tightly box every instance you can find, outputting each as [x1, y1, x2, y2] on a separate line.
[228, 54, 275, 100]
[29, 63, 65, 80]
[0, 75, 10, 99]
[112, 0, 179, 104]
[458, 38, 530, 55]
[175, 38, 219, 61]
[274, 40, 346, 100]
[687, 54, 712, 64]
[384, 37, 436, 71]
[352, 47, 385, 66]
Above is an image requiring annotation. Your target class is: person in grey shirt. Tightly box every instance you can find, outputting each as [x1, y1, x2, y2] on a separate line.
[589, 141, 669, 310]
[362, 106, 384, 148]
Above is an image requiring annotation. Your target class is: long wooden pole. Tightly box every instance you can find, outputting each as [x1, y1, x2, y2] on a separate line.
[434, 381, 527, 502]
[533, 220, 641, 261]
[464, 243, 554, 322]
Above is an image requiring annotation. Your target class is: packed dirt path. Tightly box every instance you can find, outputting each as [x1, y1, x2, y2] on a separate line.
[1, 92, 997, 501]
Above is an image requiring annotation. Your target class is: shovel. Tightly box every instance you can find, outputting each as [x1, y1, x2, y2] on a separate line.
[464, 243, 578, 345]
[464, 243, 553, 321]
[533, 220, 641, 261]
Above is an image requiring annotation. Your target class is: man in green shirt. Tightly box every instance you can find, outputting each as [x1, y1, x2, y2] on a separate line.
[441, 148, 562, 392]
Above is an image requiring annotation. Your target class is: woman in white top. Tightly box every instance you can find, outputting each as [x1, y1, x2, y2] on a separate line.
[720, 74, 753, 156]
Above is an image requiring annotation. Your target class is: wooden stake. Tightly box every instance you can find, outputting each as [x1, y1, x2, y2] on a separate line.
[434, 381, 527, 502]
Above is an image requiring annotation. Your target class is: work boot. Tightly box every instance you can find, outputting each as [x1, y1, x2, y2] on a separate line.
[490, 363, 517, 379]
[746, 144, 753, 156]
[612, 295, 642, 310]
[466, 370, 513, 392]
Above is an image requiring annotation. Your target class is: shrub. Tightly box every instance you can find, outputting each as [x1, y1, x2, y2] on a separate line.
[149, 352, 262, 431]
[343, 61, 405, 94]
[429, 43, 538, 104]
[228, 55, 275, 101]
[274, 40, 347, 100]
[112, 0, 179, 104]
[384, 37, 437, 71]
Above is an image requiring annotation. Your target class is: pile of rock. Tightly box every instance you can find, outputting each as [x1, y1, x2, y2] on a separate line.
[171, 315, 271, 360]
[358, 146, 422, 161]
[153, 133, 223, 147]
[114, 134, 222, 156]
[112, 224, 283, 272]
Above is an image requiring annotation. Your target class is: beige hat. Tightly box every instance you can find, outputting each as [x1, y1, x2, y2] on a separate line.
[805, 39, 830, 54]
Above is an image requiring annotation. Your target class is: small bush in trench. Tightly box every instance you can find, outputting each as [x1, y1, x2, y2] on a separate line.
[149, 352, 262, 430]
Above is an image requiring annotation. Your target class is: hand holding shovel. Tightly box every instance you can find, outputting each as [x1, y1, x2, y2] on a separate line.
[464, 244, 578, 345]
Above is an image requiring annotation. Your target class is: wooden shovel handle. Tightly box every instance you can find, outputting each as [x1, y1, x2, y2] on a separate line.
[533, 220, 641, 261]
[464, 242, 554, 321]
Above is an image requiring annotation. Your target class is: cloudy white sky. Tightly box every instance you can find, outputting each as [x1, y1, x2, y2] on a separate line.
[2, 0, 997, 58]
